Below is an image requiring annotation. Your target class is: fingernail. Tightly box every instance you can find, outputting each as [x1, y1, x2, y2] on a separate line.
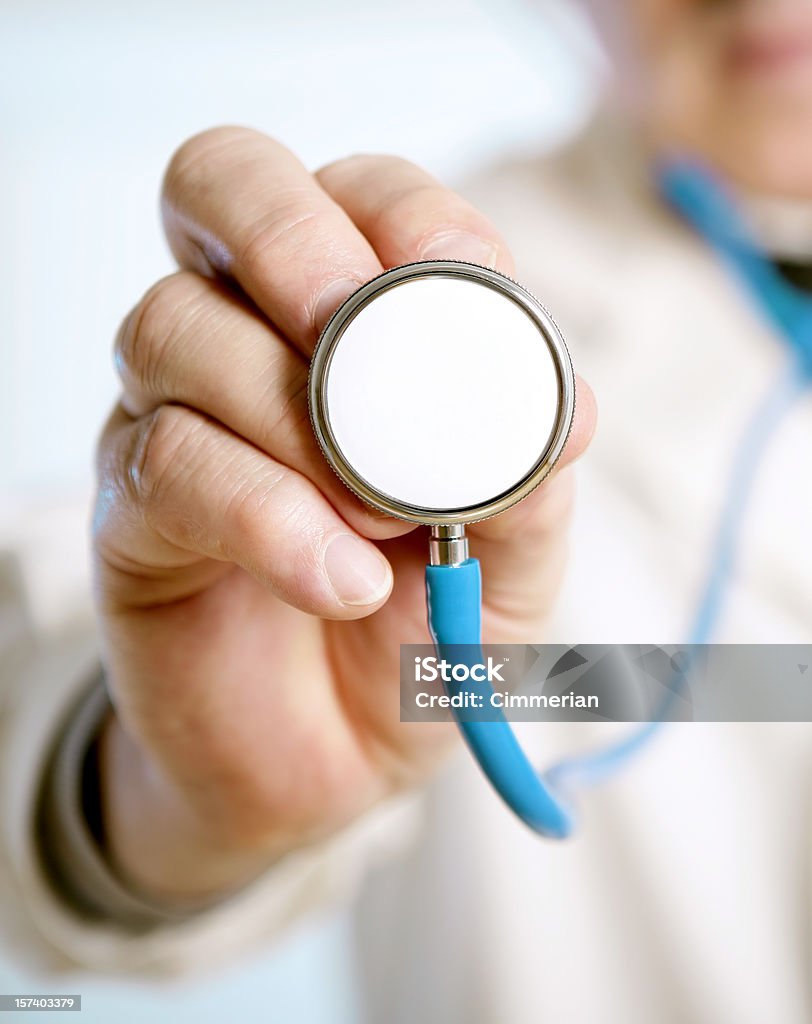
[419, 231, 499, 268]
[313, 279, 361, 335]
[324, 534, 391, 606]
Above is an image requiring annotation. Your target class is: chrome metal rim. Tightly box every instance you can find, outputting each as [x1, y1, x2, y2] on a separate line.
[308, 260, 575, 525]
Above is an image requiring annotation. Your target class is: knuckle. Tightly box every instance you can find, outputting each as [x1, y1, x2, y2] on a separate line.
[317, 152, 507, 263]
[130, 404, 201, 511]
[225, 471, 282, 548]
[372, 182, 481, 240]
[92, 406, 134, 542]
[222, 467, 329, 599]
[227, 463, 304, 543]
[114, 273, 200, 393]
[236, 186, 323, 281]
[256, 354, 311, 447]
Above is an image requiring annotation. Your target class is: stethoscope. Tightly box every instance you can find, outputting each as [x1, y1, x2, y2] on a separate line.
[307, 161, 812, 839]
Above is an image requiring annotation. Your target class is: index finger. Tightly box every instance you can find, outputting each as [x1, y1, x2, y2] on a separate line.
[161, 126, 384, 354]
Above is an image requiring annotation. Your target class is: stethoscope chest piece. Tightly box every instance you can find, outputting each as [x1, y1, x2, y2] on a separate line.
[308, 260, 575, 529]
[309, 259, 579, 837]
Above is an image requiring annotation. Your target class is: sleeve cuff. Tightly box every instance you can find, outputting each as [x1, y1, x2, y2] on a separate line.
[36, 671, 221, 931]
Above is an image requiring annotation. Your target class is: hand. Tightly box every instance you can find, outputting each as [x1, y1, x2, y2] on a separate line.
[93, 127, 597, 904]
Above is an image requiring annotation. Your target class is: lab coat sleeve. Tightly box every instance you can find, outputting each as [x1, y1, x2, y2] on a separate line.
[0, 525, 420, 977]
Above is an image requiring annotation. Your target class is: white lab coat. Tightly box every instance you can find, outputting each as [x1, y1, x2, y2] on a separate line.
[2, 117, 812, 1023]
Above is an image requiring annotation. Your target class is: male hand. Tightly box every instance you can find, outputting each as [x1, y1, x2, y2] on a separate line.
[93, 127, 596, 903]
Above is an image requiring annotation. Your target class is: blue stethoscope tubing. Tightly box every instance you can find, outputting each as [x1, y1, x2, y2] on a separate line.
[425, 160, 812, 838]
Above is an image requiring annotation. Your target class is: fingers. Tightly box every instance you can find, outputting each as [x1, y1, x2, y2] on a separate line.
[315, 154, 513, 274]
[161, 128, 514, 357]
[161, 127, 383, 354]
[94, 403, 392, 618]
[152, 123, 588, 634]
[113, 270, 411, 541]
[471, 375, 597, 632]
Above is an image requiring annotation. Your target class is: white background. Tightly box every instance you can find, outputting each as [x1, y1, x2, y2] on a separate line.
[0, 1, 598, 1020]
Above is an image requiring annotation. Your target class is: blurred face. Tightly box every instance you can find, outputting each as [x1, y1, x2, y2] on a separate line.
[591, 0, 812, 198]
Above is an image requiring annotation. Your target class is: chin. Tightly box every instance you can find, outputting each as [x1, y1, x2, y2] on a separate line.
[645, 54, 812, 200]
[662, 100, 812, 200]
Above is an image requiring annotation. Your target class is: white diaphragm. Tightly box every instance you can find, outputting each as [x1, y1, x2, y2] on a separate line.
[308, 261, 575, 525]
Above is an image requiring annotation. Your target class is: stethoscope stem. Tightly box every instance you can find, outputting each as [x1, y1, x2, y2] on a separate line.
[429, 524, 469, 566]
